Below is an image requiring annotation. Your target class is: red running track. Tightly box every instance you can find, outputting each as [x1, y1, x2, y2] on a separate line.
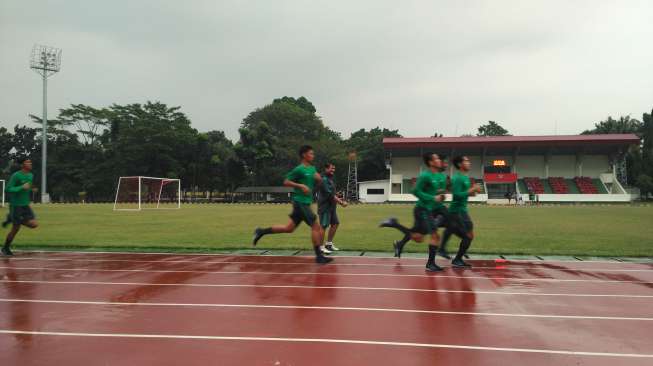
[1, 251, 652, 366]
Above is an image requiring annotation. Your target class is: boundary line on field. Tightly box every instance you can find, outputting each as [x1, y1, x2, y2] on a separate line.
[2, 279, 652, 298]
[1, 298, 651, 320]
[3, 266, 651, 285]
[7, 256, 653, 273]
[16, 249, 653, 264]
[0, 330, 651, 358]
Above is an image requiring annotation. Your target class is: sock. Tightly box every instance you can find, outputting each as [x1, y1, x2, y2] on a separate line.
[260, 227, 273, 235]
[313, 245, 323, 257]
[427, 245, 437, 264]
[326, 241, 332, 246]
[397, 233, 410, 246]
[440, 229, 453, 252]
[394, 223, 411, 236]
[454, 237, 472, 261]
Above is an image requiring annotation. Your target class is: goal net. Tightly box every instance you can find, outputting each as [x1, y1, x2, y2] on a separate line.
[114, 176, 181, 211]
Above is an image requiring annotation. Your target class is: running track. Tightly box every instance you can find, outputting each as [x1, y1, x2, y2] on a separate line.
[1, 251, 652, 365]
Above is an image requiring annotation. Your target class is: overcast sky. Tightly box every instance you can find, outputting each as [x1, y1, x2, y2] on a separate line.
[1, 0, 651, 140]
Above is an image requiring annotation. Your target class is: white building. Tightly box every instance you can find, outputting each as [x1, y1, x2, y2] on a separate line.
[361, 134, 640, 203]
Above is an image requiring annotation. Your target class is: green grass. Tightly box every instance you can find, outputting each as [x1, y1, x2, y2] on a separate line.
[9, 203, 653, 257]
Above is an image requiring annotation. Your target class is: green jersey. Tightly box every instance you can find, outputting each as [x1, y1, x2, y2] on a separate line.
[412, 170, 447, 210]
[285, 163, 317, 204]
[6, 170, 33, 207]
[449, 172, 471, 214]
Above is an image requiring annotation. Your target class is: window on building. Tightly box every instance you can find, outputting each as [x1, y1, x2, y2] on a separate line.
[367, 188, 385, 195]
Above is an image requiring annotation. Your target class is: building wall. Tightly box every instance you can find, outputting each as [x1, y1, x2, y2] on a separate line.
[516, 155, 544, 177]
[582, 155, 611, 177]
[548, 155, 576, 177]
[392, 157, 420, 179]
[358, 181, 389, 203]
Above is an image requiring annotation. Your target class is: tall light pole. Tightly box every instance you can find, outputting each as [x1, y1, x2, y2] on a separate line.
[30, 44, 61, 203]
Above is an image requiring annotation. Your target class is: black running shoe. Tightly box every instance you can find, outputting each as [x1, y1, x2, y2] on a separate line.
[452, 258, 472, 268]
[1, 246, 13, 256]
[437, 249, 451, 259]
[425, 263, 443, 272]
[316, 255, 333, 264]
[252, 228, 264, 246]
[393, 240, 406, 258]
[379, 217, 399, 228]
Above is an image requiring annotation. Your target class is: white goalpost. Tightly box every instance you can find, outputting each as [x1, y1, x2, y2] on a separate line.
[0, 180, 4, 207]
[113, 176, 181, 211]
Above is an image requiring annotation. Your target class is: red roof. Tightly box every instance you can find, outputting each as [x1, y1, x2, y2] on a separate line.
[383, 134, 639, 149]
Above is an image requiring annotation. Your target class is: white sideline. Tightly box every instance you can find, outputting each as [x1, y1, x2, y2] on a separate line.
[2, 265, 652, 285]
[1, 298, 651, 321]
[2, 279, 652, 298]
[16, 249, 653, 264]
[0, 330, 651, 358]
[8, 256, 653, 273]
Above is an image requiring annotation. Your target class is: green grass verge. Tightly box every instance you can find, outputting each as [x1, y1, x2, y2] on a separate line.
[8, 203, 653, 257]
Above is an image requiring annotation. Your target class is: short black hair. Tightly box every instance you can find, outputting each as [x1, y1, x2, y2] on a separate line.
[452, 155, 465, 169]
[324, 162, 335, 169]
[20, 158, 32, 164]
[422, 152, 437, 166]
[298, 145, 313, 158]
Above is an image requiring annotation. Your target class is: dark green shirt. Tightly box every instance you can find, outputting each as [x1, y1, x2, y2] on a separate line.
[285, 164, 317, 204]
[449, 172, 471, 214]
[6, 170, 33, 207]
[412, 170, 447, 210]
[317, 173, 336, 210]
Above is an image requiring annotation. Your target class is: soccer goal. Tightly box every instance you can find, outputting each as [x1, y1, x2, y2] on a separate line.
[0, 180, 4, 207]
[114, 176, 181, 211]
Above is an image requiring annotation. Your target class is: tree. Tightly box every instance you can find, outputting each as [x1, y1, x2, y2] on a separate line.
[345, 127, 401, 181]
[57, 104, 110, 145]
[636, 174, 653, 200]
[581, 116, 642, 135]
[477, 121, 510, 136]
[0, 127, 13, 175]
[582, 115, 645, 185]
[236, 97, 331, 186]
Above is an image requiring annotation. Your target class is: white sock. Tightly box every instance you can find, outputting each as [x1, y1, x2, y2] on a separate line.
[326, 242, 333, 246]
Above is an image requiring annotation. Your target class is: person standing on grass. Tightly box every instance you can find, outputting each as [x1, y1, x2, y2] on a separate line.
[379, 153, 447, 272]
[317, 162, 348, 254]
[437, 156, 481, 268]
[1, 159, 39, 256]
[252, 145, 332, 264]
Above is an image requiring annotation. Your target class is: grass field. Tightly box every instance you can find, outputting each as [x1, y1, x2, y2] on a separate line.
[6, 203, 653, 257]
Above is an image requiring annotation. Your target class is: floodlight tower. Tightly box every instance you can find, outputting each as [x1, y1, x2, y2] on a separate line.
[30, 44, 61, 203]
[346, 151, 359, 202]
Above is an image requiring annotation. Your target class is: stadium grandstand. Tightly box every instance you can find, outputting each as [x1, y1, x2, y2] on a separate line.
[358, 134, 640, 203]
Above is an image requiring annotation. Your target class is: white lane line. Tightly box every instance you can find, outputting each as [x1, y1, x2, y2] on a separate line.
[16, 249, 653, 264]
[8, 256, 653, 272]
[0, 329, 651, 358]
[2, 265, 652, 285]
[1, 298, 651, 320]
[2, 279, 652, 298]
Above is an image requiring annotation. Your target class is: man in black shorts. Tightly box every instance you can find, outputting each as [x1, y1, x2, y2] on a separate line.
[439, 156, 481, 268]
[2, 159, 39, 256]
[252, 145, 332, 264]
[317, 162, 347, 254]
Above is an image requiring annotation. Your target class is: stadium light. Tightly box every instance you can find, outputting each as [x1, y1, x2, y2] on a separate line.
[30, 44, 62, 203]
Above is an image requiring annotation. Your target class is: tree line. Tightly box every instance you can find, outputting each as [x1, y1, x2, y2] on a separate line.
[0, 97, 651, 201]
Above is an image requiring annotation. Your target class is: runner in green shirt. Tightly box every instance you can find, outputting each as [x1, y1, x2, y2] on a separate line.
[2, 159, 39, 256]
[439, 155, 481, 268]
[380, 153, 448, 272]
[252, 145, 332, 264]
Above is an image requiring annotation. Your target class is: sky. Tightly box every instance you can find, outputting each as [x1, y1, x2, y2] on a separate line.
[1, 0, 652, 140]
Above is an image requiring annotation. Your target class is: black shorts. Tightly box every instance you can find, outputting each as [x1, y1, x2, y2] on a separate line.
[448, 211, 473, 236]
[9, 206, 35, 226]
[411, 207, 438, 235]
[432, 206, 449, 229]
[318, 206, 339, 228]
[289, 202, 317, 227]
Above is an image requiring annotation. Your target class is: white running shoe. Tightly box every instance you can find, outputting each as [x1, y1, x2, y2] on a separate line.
[325, 243, 340, 251]
[320, 245, 333, 254]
